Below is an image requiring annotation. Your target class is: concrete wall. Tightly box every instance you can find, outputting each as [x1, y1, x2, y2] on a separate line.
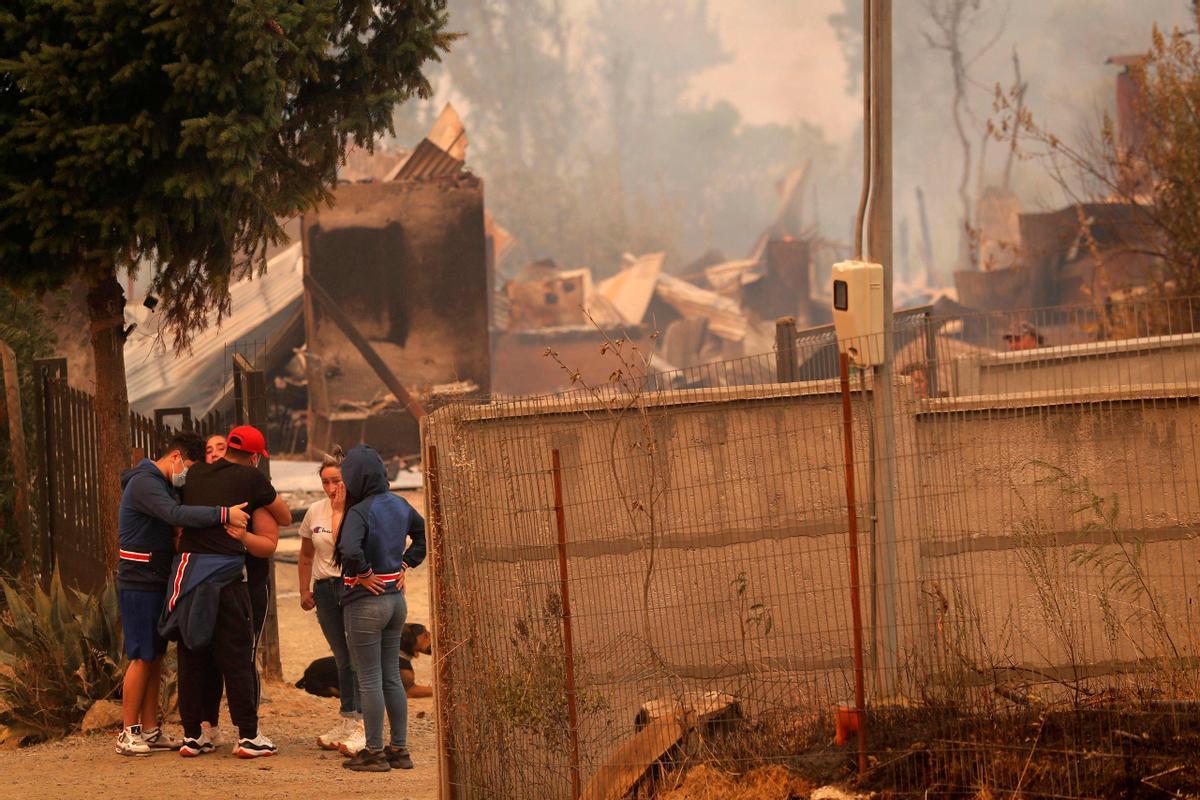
[425, 375, 1200, 796]
[425, 382, 886, 796]
[951, 331, 1200, 397]
[911, 390, 1200, 685]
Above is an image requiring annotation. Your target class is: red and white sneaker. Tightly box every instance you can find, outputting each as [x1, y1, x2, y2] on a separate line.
[337, 722, 366, 757]
[317, 718, 354, 751]
[178, 729, 215, 757]
[233, 732, 278, 759]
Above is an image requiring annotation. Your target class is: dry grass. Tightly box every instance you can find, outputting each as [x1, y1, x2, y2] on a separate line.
[656, 764, 813, 800]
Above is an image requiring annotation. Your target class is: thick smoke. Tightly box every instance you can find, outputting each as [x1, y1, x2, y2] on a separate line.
[392, 0, 1194, 286]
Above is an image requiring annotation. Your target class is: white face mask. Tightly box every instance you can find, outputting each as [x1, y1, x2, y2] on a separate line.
[172, 457, 188, 488]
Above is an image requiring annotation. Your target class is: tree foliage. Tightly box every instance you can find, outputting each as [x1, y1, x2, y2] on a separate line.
[0, 0, 456, 345]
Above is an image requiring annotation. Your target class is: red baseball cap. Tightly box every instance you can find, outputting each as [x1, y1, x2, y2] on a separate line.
[226, 425, 270, 458]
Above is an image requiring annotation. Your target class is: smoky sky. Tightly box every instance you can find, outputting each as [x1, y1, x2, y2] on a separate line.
[409, 0, 1194, 282]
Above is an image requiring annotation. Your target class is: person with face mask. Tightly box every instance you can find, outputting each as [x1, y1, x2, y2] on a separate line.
[116, 431, 251, 757]
[166, 425, 288, 758]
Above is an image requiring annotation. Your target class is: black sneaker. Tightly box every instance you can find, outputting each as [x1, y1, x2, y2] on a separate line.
[343, 748, 391, 772]
[385, 746, 414, 770]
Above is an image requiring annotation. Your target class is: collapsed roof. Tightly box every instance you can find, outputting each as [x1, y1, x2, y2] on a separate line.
[124, 241, 304, 415]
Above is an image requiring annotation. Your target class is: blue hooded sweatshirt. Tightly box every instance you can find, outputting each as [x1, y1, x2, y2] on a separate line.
[117, 459, 230, 592]
[336, 444, 426, 605]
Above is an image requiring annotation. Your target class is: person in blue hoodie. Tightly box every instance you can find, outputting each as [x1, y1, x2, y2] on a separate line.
[336, 444, 426, 772]
[116, 431, 250, 757]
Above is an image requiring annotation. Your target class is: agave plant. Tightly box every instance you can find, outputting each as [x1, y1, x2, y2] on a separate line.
[0, 570, 125, 743]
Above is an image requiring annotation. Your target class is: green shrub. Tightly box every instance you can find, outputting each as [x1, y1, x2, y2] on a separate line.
[0, 570, 124, 743]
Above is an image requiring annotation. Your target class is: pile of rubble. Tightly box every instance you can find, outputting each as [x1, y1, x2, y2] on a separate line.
[493, 237, 827, 394]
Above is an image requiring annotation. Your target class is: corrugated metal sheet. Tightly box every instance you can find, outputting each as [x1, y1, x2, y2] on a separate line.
[390, 138, 463, 181]
[124, 242, 304, 414]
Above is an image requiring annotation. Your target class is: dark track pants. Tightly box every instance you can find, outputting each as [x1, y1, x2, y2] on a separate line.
[179, 580, 258, 740]
[200, 573, 268, 724]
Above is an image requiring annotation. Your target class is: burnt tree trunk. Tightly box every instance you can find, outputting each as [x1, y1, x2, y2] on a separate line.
[85, 266, 130, 570]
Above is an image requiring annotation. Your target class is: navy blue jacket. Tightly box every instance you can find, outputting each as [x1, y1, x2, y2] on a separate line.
[118, 459, 229, 591]
[157, 553, 245, 649]
[337, 445, 426, 605]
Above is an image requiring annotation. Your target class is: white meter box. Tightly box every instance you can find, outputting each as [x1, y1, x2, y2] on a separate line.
[831, 260, 884, 366]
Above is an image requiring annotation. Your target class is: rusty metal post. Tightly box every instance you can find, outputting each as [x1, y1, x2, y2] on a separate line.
[775, 317, 800, 383]
[1, 341, 32, 567]
[551, 449, 582, 799]
[426, 445, 456, 799]
[839, 352, 869, 775]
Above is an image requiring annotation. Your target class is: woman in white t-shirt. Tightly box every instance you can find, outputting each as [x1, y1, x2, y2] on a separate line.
[298, 448, 364, 752]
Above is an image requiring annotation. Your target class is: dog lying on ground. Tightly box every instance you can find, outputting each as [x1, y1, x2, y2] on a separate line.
[296, 622, 433, 699]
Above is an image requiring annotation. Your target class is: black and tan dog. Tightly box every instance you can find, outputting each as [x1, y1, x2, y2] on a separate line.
[296, 622, 433, 699]
[399, 622, 433, 698]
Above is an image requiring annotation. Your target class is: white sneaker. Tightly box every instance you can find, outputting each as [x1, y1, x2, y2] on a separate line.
[201, 722, 221, 748]
[116, 727, 152, 757]
[142, 726, 182, 751]
[337, 722, 366, 757]
[317, 718, 353, 751]
[233, 732, 278, 759]
[179, 729, 215, 757]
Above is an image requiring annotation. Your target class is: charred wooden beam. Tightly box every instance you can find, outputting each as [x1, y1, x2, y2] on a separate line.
[303, 274, 427, 421]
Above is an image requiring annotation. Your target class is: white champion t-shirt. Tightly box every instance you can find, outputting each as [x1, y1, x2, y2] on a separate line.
[298, 497, 341, 581]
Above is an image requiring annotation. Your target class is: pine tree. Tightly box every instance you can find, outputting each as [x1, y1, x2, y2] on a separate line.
[0, 1, 454, 566]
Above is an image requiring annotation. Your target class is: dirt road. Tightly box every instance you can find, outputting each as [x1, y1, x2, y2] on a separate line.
[0, 491, 440, 800]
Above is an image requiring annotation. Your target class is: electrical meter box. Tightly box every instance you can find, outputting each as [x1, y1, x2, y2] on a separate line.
[831, 260, 885, 366]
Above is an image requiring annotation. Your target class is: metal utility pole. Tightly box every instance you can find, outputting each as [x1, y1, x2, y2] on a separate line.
[865, 0, 900, 696]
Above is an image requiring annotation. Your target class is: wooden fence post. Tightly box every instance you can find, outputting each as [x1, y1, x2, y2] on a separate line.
[0, 341, 32, 567]
[235, 356, 284, 682]
[775, 317, 800, 383]
[32, 358, 66, 583]
[921, 312, 938, 399]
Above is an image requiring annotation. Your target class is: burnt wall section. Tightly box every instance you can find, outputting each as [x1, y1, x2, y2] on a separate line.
[303, 176, 490, 457]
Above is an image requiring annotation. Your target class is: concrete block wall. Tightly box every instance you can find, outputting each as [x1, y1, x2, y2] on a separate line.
[424, 375, 1200, 796]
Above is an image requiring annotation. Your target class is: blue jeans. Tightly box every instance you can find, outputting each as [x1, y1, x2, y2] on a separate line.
[344, 592, 408, 751]
[313, 578, 361, 717]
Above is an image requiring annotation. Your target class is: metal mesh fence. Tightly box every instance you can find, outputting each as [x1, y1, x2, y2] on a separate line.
[423, 295, 1200, 799]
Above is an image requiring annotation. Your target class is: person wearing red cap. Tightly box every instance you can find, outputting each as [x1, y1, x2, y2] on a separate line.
[172, 425, 290, 758]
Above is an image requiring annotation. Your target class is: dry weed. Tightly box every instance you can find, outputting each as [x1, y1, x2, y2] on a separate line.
[657, 763, 812, 800]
